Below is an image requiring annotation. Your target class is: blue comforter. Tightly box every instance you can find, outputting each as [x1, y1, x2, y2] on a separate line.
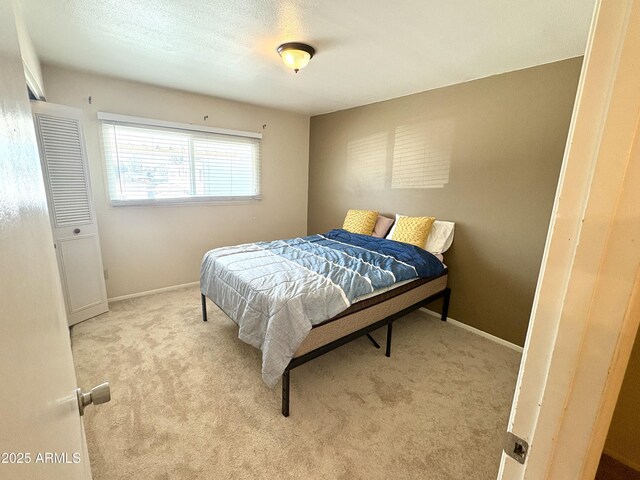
[200, 229, 445, 387]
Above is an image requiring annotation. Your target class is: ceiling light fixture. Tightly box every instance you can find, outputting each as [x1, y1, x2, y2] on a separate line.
[277, 42, 315, 73]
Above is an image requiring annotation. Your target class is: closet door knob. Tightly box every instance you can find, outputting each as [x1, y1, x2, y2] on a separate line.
[73, 228, 81, 234]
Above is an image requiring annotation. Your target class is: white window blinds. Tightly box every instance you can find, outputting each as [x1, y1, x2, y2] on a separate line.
[99, 113, 261, 205]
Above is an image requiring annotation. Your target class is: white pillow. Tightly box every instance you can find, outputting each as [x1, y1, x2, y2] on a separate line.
[386, 214, 455, 254]
[426, 220, 455, 254]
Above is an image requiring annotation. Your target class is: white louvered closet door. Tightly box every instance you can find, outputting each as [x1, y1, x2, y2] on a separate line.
[32, 101, 108, 325]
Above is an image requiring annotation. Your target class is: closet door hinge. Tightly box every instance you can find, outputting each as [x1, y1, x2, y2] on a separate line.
[504, 431, 529, 464]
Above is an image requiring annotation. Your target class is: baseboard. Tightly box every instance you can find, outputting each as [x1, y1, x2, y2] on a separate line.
[108, 285, 524, 354]
[420, 308, 524, 353]
[603, 448, 640, 472]
[108, 281, 199, 303]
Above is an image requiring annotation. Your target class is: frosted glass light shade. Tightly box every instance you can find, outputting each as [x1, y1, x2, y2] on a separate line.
[282, 49, 310, 70]
[277, 42, 315, 73]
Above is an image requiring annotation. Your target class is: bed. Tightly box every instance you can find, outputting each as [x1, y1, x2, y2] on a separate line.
[200, 228, 451, 416]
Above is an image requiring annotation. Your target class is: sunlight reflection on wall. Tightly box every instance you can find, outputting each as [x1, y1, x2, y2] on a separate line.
[392, 119, 454, 189]
[346, 132, 387, 190]
[345, 119, 454, 191]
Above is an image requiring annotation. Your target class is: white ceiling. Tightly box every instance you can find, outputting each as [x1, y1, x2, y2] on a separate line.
[19, 0, 596, 116]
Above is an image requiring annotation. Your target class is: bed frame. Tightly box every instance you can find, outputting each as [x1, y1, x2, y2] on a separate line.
[201, 276, 451, 417]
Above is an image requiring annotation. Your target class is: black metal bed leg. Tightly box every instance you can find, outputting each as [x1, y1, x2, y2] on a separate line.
[282, 370, 290, 417]
[366, 333, 381, 349]
[201, 294, 208, 322]
[385, 321, 393, 357]
[441, 288, 451, 321]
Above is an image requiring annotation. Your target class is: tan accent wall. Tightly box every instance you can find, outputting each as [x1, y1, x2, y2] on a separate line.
[308, 58, 582, 346]
[605, 329, 640, 469]
[42, 65, 310, 299]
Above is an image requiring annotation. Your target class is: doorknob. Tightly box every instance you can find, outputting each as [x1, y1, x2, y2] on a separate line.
[76, 382, 110, 416]
[73, 228, 81, 234]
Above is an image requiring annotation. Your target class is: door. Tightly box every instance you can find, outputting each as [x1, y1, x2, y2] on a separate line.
[0, 2, 92, 479]
[499, 0, 640, 478]
[31, 101, 108, 326]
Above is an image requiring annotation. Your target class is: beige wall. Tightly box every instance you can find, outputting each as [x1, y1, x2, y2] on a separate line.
[308, 58, 582, 346]
[605, 329, 640, 469]
[42, 65, 310, 298]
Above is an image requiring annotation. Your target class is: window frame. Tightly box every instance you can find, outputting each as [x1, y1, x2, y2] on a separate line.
[97, 112, 262, 207]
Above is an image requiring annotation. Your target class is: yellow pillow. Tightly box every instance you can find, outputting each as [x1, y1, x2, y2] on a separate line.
[342, 209, 378, 235]
[391, 216, 436, 248]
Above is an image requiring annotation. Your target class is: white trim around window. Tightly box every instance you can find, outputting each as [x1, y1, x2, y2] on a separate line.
[97, 112, 262, 206]
[96, 112, 262, 139]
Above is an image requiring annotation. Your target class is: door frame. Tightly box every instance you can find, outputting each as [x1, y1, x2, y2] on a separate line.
[499, 0, 640, 478]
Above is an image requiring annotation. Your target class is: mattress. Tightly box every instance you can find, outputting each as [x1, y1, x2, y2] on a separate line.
[294, 272, 448, 357]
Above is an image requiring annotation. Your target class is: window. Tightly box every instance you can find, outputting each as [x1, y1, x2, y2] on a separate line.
[98, 113, 261, 205]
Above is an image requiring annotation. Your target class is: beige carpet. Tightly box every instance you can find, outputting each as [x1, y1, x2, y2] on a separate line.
[71, 285, 520, 480]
